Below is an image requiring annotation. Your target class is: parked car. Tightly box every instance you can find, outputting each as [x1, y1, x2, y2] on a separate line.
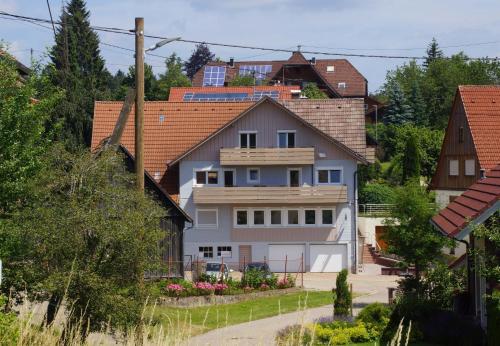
[244, 262, 273, 278]
[205, 262, 231, 281]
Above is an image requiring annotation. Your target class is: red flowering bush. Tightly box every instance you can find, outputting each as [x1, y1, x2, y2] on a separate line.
[214, 283, 229, 295]
[194, 281, 215, 295]
[260, 283, 270, 291]
[166, 283, 184, 297]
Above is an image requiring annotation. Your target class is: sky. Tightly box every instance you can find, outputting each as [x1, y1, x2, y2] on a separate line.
[1, 0, 500, 93]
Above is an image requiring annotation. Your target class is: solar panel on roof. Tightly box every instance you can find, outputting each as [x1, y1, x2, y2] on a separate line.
[183, 92, 250, 101]
[253, 90, 280, 100]
[203, 66, 226, 86]
[239, 65, 272, 79]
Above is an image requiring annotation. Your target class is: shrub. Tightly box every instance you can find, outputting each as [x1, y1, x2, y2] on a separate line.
[359, 183, 395, 205]
[487, 290, 500, 346]
[0, 295, 18, 345]
[314, 321, 372, 345]
[241, 268, 265, 288]
[264, 273, 278, 289]
[165, 283, 184, 297]
[334, 270, 351, 316]
[213, 283, 228, 295]
[277, 274, 295, 289]
[355, 302, 391, 335]
[193, 281, 215, 295]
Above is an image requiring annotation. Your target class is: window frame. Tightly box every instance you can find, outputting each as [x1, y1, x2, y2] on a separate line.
[270, 209, 283, 226]
[320, 208, 336, 226]
[247, 167, 261, 184]
[304, 209, 317, 226]
[449, 159, 459, 176]
[193, 168, 220, 186]
[286, 209, 300, 226]
[287, 168, 302, 187]
[239, 131, 258, 149]
[251, 209, 266, 226]
[217, 246, 232, 258]
[338, 82, 346, 88]
[195, 208, 219, 229]
[198, 246, 214, 258]
[223, 168, 236, 187]
[315, 167, 343, 185]
[277, 130, 297, 148]
[234, 208, 249, 227]
[465, 159, 475, 176]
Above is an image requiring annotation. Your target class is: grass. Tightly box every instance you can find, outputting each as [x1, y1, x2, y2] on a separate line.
[153, 290, 335, 335]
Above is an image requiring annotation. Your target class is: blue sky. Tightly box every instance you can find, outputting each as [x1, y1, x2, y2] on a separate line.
[1, 0, 500, 92]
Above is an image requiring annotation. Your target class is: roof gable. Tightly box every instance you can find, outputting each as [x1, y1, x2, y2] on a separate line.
[459, 85, 500, 171]
[169, 97, 368, 166]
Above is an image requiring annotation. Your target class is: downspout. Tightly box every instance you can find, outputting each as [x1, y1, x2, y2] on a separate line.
[354, 170, 359, 273]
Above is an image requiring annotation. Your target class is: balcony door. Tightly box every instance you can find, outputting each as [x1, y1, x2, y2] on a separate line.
[288, 168, 301, 187]
[224, 169, 235, 187]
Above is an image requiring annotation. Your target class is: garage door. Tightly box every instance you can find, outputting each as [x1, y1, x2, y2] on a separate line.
[268, 244, 305, 272]
[310, 244, 347, 272]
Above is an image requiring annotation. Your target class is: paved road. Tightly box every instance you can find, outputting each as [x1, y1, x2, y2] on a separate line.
[186, 271, 398, 346]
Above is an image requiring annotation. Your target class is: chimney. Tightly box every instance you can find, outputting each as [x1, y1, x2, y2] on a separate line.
[228, 58, 234, 67]
[310, 57, 316, 65]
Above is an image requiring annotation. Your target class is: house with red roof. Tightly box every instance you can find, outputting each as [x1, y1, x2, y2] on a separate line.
[168, 85, 300, 102]
[191, 51, 367, 98]
[430, 86, 500, 209]
[431, 164, 500, 330]
[92, 97, 374, 273]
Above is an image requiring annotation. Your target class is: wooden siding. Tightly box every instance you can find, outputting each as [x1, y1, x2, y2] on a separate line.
[231, 227, 337, 242]
[220, 147, 315, 165]
[193, 185, 347, 204]
[184, 102, 352, 162]
[432, 94, 480, 190]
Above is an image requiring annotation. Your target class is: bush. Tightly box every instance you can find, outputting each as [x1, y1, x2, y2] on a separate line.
[334, 270, 351, 316]
[314, 321, 373, 345]
[359, 183, 395, 205]
[487, 290, 500, 346]
[241, 268, 265, 289]
[0, 296, 18, 345]
[277, 274, 296, 289]
[355, 303, 391, 336]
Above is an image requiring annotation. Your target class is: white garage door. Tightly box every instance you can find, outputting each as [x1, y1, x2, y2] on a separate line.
[310, 244, 347, 272]
[268, 244, 305, 272]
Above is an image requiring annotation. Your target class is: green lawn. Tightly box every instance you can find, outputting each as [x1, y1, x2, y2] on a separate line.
[152, 290, 334, 334]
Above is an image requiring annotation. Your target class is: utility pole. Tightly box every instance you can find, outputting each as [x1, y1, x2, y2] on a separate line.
[135, 17, 145, 191]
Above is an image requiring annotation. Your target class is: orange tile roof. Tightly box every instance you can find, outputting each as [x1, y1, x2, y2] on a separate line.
[168, 86, 298, 101]
[91, 102, 252, 195]
[459, 85, 500, 171]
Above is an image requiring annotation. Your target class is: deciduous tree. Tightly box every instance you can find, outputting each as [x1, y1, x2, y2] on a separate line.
[184, 43, 215, 80]
[157, 53, 191, 98]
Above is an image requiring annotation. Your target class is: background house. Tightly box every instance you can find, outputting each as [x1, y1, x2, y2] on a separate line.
[430, 85, 500, 208]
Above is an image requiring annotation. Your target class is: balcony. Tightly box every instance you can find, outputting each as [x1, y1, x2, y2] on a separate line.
[193, 185, 347, 204]
[219, 147, 315, 166]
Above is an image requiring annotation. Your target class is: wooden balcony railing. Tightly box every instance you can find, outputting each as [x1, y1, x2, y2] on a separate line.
[220, 147, 315, 166]
[193, 185, 347, 204]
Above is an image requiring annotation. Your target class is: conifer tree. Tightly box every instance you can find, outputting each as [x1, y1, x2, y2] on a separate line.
[424, 38, 444, 67]
[401, 134, 421, 183]
[384, 80, 413, 125]
[407, 79, 427, 125]
[48, 0, 109, 149]
[184, 43, 215, 79]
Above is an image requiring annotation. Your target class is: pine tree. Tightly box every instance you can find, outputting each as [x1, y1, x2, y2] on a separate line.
[48, 0, 109, 149]
[157, 53, 191, 98]
[407, 79, 427, 125]
[384, 80, 413, 125]
[333, 269, 351, 316]
[425, 38, 444, 67]
[184, 43, 215, 79]
[402, 134, 421, 183]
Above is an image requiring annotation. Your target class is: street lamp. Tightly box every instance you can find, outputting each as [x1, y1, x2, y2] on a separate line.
[145, 37, 181, 52]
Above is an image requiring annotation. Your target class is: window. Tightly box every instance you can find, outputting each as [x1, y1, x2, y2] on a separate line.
[224, 169, 235, 187]
[326, 65, 335, 72]
[287, 210, 299, 225]
[459, 127, 464, 143]
[196, 209, 218, 228]
[321, 209, 334, 225]
[449, 160, 459, 176]
[338, 82, 346, 88]
[253, 210, 265, 225]
[317, 168, 342, 184]
[247, 168, 260, 184]
[304, 209, 316, 225]
[236, 210, 248, 226]
[465, 159, 475, 176]
[277, 131, 296, 148]
[240, 132, 257, 148]
[270, 210, 282, 225]
[195, 170, 219, 185]
[199, 246, 213, 258]
[217, 246, 232, 257]
[288, 168, 301, 187]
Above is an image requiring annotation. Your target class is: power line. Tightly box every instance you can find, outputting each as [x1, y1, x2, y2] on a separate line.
[45, 0, 56, 38]
[1, 11, 498, 61]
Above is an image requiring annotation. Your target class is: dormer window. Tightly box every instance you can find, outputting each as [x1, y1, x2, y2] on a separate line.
[239, 131, 257, 148]
[277, 131, 296, 148]
[338, 82, 346, 89]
